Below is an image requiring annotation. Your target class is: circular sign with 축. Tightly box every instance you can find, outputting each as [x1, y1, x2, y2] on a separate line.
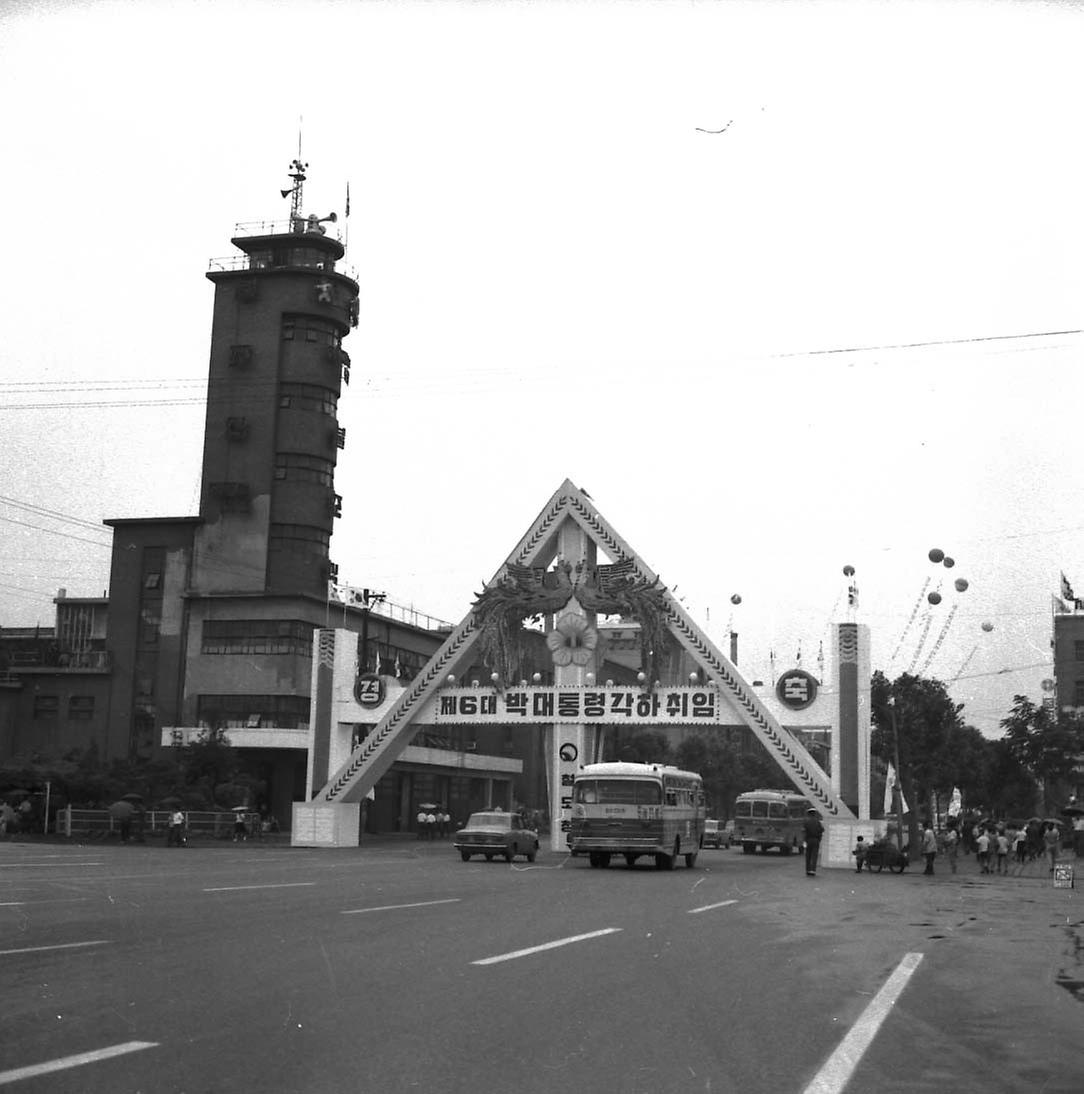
[776, 668, 818, 710]
[354, 672, 385, 708]
[559, 742, 579, 763]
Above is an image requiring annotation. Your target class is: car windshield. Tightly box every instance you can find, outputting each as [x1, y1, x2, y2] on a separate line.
[466, 813, 509, 829]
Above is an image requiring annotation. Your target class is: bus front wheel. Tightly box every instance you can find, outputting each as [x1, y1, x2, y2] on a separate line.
[742, 842, 756, 854]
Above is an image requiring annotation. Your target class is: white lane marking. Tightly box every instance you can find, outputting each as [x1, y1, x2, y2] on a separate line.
[0, 899, 90, 907]
[202, 882, 317, 892]
[0, 1041, 157, 1085]
[0, 940, 110, 957]
[472, 927, 622, 966]
[688, 899, 738, 914]
[341, 898, 461, 915]
[802, 952, 925, 1094]
[0, 862, 103, 869]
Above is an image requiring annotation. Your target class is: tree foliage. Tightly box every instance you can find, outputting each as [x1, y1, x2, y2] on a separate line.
[999, 695, 1084, 814]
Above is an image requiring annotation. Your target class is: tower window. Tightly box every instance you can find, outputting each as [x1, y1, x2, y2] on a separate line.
[278, 382, 336, 416]
[69, 695, 95, 720]
[33, 695, 59, 720]
[229, 344, 254, 367]
[275, 453, 333, 486]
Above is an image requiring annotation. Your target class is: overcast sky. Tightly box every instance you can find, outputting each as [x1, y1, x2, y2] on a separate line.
[2, 0, 1083, 738]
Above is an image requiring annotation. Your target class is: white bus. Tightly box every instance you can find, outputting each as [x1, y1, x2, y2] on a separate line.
[569, 761, 705, 870]
[733, 788, 810, 854]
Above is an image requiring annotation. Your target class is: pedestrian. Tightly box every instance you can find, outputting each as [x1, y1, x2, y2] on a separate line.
[995, 830, 1010, 874]
[922, 823, 937, 875]
[167, 808, 185, 847]
[852, 835, 866, 873]
[416, 809, 426, 839]
[233, 811, 247, 842]
[943, 825, 959, 874]
[0, 801, 14, 838]
[803, 808, 824, 877]
[1013, 825, 1028, 865]
[425, 811, 437, 840]
[1044, 822, 1061, 873]
[976, 827, 991, 874]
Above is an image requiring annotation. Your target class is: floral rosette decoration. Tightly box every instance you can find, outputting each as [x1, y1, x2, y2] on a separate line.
[546, 612, 598, 668]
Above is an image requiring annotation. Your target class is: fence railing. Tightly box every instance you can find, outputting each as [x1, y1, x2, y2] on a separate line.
[55, 808, 271, 840]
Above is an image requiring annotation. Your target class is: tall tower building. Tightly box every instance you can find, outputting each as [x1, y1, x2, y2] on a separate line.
[198, 159, 357, 599]
[104, 161, 361, 812]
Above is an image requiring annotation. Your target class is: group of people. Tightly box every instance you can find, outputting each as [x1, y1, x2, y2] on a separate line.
[416, 809, 452, 839]
[849, 817, 1071, 876]
[0, 797, 34, 836]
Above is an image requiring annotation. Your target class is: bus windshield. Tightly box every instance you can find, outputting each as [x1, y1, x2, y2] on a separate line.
[572, 779, 662, 806]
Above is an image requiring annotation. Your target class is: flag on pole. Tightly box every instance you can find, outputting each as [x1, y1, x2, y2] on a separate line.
[345, 182, 350, 218]
[1061, 572, 1075, 601]
[883, 763, 910, 816]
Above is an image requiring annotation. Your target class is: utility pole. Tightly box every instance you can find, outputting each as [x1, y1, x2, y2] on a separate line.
[355, 588, 386, 675]
[887, 695, 905, 851]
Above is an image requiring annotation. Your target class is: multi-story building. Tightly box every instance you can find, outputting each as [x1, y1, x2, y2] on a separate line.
[2, 167, 555, 829]
[1052, 605, 1084, 715]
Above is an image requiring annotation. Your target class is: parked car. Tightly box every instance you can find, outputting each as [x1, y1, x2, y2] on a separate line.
[454, 811, 539, 863]
[702, 819, 728, 849]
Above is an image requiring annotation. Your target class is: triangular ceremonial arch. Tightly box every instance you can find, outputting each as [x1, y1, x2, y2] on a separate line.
[299, 480, 854, 844]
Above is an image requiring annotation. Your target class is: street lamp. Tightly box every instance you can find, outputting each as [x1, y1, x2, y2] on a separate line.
[887, 695, 905, 851]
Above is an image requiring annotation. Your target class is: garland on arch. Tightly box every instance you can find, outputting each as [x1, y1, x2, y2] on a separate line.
[471, 558, 672, 685]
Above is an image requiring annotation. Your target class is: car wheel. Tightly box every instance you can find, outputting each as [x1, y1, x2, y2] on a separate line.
[504, 846, 514, 863]
[684, 851, 698, 868]
[526, 846, 537, 863]
[460, 850, 471, 862]
[624, 854, 637, 867]
[484, 853, 493, 861]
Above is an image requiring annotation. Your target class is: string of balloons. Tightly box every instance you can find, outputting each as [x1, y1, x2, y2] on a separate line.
[888, 578, 931, 670]
[907, 548, 969, 675]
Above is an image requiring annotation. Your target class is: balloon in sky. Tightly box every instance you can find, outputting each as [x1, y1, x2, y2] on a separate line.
[981, 621, 994, 632]
[943, 557, 955, 568]
[730, 594, 742, 605]
[954, 578, 969, 592]
[928, 591, 942, 605]
[842, 565, 855, 576]
[928, 548, 945, 563]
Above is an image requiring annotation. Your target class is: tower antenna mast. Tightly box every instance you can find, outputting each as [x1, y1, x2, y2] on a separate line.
[280, 116, 308, 225]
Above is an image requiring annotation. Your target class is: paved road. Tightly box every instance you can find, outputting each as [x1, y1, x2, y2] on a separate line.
[1, 838, 1081, 1092]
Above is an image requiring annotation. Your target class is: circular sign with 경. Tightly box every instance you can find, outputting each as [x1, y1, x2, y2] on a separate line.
[354, 672, 385, 708]
[776, 669, 818, 710]
[559, 742, 579, 763]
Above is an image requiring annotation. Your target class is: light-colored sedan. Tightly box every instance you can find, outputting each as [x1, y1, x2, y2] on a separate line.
[454, 811, 540, 863]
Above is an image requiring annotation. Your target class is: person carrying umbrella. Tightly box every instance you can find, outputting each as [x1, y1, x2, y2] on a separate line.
[167, 807, 186, 847]
[109, 800, 135, 843]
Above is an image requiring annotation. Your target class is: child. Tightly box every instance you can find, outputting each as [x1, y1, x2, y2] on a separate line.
[996, 831, 1010, 874]
[853, 836, 867, 873]
[976, 828, 991, 874]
